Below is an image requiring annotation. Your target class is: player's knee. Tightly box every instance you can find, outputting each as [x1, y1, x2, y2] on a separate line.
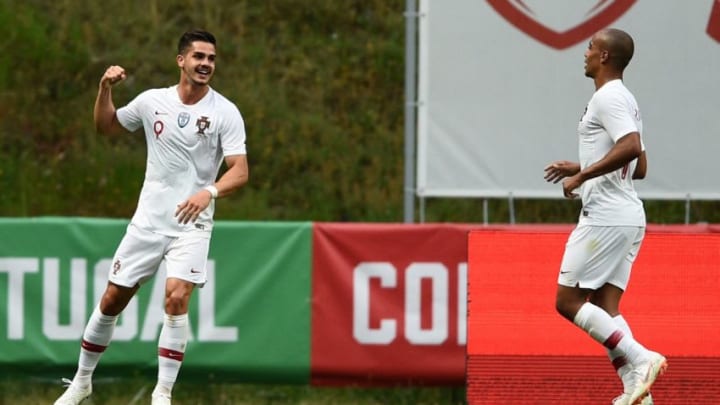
[555, 295, 580, 321]
[99, 284, 136, 315]
[99, 296, 124, 316]
[555, 298, 569, 319]
[164, 291, 190, 314]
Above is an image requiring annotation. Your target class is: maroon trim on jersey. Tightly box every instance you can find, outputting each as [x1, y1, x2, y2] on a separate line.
[612, 356, 628, 371]
[81, 339, 108, 353]
[158, 347, 185, 362]
[603, 330, 625, 350]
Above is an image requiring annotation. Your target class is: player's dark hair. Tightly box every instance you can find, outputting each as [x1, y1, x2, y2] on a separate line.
[603, 28, 634, 70]
[178, 30, 216, 55]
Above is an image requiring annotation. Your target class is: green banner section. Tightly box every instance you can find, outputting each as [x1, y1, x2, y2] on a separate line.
[0, 217, 312, 383]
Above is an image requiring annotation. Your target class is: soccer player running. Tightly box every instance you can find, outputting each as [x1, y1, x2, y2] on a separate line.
[544, 28, 666, 405]
[54, 29, 248, 405]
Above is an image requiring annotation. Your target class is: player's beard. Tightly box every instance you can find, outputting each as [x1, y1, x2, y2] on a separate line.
[186, 66, 212, 87]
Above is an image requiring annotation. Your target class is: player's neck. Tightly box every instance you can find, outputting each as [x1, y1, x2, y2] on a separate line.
[593, 71, 623, 90]
[177, 82, 210, 105]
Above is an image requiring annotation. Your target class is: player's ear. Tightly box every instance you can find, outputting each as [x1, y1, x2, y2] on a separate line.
[176, 54, 184, 68]
[600, 50, 609, 64]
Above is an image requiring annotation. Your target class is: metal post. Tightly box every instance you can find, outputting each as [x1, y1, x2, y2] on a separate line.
[483, 199, 489, 225]
[403, 0, 419, 223]
[685, 194, 691, 224]
[508, 193, 516, 224]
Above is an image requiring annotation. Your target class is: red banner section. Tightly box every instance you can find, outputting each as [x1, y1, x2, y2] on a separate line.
[467, 227, 720, 403]
[310, 223, 474, 385]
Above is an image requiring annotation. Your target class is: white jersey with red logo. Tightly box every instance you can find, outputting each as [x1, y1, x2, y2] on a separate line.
[577, 79, 645, 227]
[116, 85, 246, 236]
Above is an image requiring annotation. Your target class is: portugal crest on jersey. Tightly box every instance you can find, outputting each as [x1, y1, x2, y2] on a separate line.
[178, 112, 191, 128]
[196, 116, 211, 136]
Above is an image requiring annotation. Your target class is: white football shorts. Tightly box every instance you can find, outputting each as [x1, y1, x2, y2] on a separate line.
[108, 224, 210, 288]
[558, 225, 645, 290]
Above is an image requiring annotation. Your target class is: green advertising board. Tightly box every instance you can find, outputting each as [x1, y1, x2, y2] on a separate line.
[0, 218, 312, 383]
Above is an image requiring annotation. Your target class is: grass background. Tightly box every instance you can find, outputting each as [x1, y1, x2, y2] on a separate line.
[0, 0, 716, 403]
[2, 377, 466, 405]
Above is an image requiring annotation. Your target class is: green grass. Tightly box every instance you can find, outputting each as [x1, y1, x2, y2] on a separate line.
[2, 377, 466, 405]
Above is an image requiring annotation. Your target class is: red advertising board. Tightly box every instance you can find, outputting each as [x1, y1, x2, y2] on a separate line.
[310, 223, 472, 385]
[467, 228, 720, 404]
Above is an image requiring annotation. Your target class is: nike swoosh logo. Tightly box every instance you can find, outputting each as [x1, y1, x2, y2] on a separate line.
[559, 271, 570, 274]
[190, 268, 201, 274]
[155, 111, 168, 115]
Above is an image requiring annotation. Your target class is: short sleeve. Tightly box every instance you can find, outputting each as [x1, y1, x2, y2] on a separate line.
[596, 91, 639, 143]
[116, 92, 147, 132]
[219, 105, 247, 156]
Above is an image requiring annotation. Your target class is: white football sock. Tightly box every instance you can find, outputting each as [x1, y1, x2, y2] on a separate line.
[573, 303, 648, 365]
[608, 315, 634, 389]
[74, 305, 118, 387]
[153, 313, 188, 397]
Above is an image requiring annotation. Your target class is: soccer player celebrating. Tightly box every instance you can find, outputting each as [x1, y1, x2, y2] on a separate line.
[544, 28, 666, 405]
[55, 29, 248, 405]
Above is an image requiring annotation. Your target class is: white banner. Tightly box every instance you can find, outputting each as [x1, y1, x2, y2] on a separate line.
[417, 0, 720, 199]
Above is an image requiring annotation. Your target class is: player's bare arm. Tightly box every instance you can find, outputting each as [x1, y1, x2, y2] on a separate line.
[214, 154, 249, 198]
[562, 132, 642, 198]
[544, 160, 581, 184]
[94, 65, 127, 134]
[174, 154, 249, 224]
[633, 150, 647, 179]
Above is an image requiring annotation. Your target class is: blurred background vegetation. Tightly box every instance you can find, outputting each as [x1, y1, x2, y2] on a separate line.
[1, 0, 718, 225]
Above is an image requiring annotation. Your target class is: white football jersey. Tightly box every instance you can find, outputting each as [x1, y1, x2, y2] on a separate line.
[116, 85, 246, 236]
[576, 79, 645, 226]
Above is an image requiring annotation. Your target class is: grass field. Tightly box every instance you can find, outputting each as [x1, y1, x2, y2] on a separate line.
[1, 377, 467, 405]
